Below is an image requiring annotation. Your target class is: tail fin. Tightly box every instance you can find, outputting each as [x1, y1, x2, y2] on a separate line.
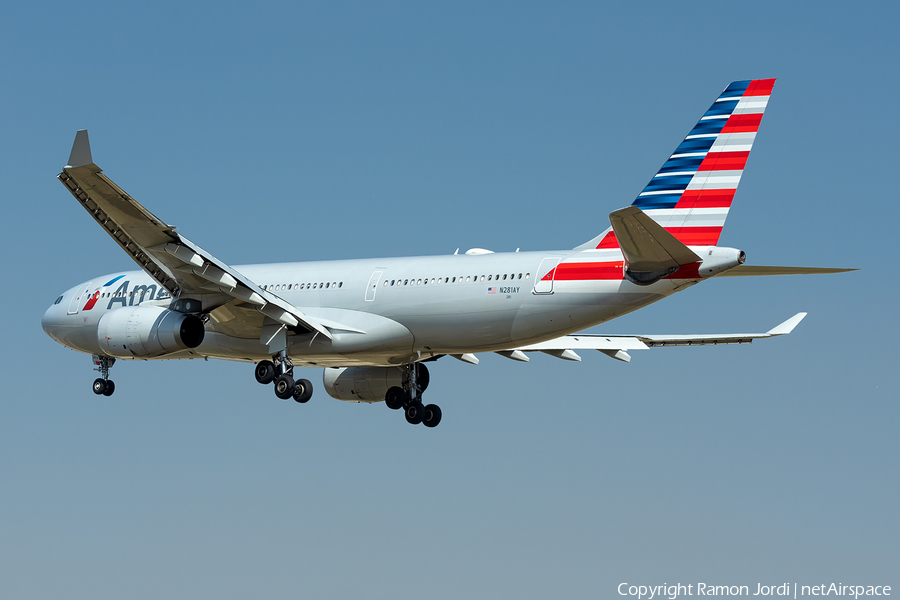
[578, 78, 776, 250]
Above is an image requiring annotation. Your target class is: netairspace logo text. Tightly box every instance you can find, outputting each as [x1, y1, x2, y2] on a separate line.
[618, 583, 891, 599]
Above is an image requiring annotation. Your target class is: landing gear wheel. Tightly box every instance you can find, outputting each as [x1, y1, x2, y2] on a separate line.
[422, 404, 442, 428]
[255, 360, 276, 384]
[92, 378, 107, 395]
[405, 402, 425, 425]
[102, 380, 116, 397]
[385, 386, 406, 410]
[274, 374, 295, 399]
[292, 378, 313, 403]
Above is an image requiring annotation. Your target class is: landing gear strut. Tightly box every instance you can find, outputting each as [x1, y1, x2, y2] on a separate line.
[254, 350, 313, 404]
[91, 355, 116, 396]
[386, 363, 441, 428]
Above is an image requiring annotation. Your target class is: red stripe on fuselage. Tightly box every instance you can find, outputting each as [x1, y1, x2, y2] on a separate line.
[720, 113, 762, 134]
[668, 263, 701, 279]
[553, 262, 625, 280]
[697, 151, 749, 171]
[674, 189, 735, 209]
[544, 260, 703, 283]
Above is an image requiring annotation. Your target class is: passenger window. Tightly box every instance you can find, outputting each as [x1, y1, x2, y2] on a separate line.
[465, 276, 470, 282]
[451, 277, 456, 283]
[339, 282, 343, 288]
[525, 273, 530, 279]
[487, 275, 492, 281]
[326, 282, 330, 289]
[518, 273, 522, 279]
[431, 278, 435, 284]
[480, 275, 485, 282]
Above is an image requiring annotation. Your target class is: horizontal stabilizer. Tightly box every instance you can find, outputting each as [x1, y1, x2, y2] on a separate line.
[713, 265, 857, 277]
[609, 206, 700, 284]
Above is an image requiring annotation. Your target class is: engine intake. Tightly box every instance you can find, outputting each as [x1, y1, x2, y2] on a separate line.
[97, 306, 205, 358]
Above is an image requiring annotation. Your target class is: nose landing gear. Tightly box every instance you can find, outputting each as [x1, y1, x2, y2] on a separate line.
[254, 350, 314, 404]
[386, 363, 441, 428]
[91, 355, 116, 396]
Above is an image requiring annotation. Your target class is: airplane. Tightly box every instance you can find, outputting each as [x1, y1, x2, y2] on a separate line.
[42, 78, 853, 428]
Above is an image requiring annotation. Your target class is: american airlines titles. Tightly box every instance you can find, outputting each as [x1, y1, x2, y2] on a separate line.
[103, 280, 170, 311]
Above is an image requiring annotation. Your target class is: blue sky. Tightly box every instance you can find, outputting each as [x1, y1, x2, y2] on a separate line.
[1, 2, 897, 598]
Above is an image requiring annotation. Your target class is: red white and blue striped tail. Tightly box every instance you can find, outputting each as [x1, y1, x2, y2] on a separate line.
[585, 78, 775, 250]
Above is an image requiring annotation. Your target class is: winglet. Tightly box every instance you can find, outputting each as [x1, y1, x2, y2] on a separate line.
[66, 129, 93, 168]
[767, 312, 807, 336]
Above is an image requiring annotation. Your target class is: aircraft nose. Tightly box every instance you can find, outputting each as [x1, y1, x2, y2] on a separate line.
[42, 300, 64, 340]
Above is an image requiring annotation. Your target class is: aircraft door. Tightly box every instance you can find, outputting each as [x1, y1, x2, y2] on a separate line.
[533, 258, 561, 294]
[67, 282, 93, 315]
[365, 271, 383, 301]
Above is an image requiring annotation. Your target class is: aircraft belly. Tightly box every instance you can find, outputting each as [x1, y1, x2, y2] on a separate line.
[400, 307, 520, 350]
[510, 289, 667, 344]
[378, 289, 521, 350]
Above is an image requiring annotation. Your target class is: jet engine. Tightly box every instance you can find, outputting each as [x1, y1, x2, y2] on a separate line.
[97, 306, 205, 358]
[323, 364, 430, 403]
[323, 366, 404, 402]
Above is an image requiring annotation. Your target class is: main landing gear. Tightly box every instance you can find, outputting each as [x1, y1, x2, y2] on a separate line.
[384, 363, 441, 428]
[91, 355, 116, 396]
[254, 350, 313, 403]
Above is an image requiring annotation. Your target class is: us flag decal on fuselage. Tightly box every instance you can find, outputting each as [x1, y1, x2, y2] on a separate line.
[487, 287, 498, 294]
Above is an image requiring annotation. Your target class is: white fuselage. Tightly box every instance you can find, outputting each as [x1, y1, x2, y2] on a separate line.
[42, 245, 741, 366]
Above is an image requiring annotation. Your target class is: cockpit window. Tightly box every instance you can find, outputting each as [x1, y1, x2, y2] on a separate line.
[54, 295, 63, 305]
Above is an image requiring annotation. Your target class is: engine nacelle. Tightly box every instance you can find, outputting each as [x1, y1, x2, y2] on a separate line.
[323, 366, 404, 403]
[97, 306, 205, 358]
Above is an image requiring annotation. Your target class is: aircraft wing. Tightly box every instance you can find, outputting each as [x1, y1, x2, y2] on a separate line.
[507, 313, 807, 363]
[58, 130, 332, 339]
